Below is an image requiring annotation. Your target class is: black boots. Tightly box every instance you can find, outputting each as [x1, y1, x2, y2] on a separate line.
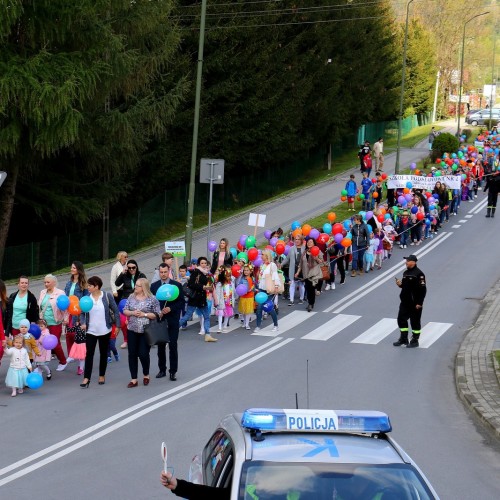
[492, 208, 496, 218]
[393, 333, 409, 346]
[407, 335, 419, 348]
[486, 208, 491, 218]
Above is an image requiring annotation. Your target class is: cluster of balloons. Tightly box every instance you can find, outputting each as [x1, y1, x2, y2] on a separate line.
[56, 294, 93, 315]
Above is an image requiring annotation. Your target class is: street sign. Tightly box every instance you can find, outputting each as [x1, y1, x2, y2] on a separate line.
[0, 171, 7, 188]
[200, 159, 224, 184]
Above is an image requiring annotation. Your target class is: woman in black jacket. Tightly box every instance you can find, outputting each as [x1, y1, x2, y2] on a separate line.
[5, 276, 39, 336]
[210, 238, 233, 274]
[114, 259, 146, 300]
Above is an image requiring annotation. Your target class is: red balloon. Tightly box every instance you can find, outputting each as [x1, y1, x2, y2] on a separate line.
[416, 212, 424, 220]
[275, 243, 285, 255]
[318, 233, 329, 244]
[231, 264, 242, 278]
[265, 245, 274, 251]
[237, 241, 244, 252]
[332, 223, 343, 234]
[247, 248, 258, 261]
[381, 173, 387, 180]
[372, 178, 377, 183]
[310, 245, 320, 257]
[377, 215, 385, 223]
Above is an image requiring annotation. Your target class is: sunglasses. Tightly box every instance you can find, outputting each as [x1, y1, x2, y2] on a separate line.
[127, 266, 137, 270]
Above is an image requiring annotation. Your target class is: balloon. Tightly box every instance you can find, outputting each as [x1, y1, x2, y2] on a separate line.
[410, 162, 417, 169]
[119, 299, 127, 313]
[245, 236, 256, 249]
[343, 220, 351, 230]
[397, 195, 405, 204]
[384, 214, 391, 220]
[231, 264, 242, 277]
[404, 194, 412, 202]
[269, 237, 278, 247]
[239, 235, 248, 247]
[237, 241, 244, 252]
[237, 252, 248, 262]
[236, 283, 248, 296]
[310, 245, 320, 256]
[255, 292, 268, 304]
[291, 221, 301, 231]
[275, 243, 285, 255]
[366, 211, 373, 220]
[411, 206, 418, 214]
[26, 372, 43, 390]
[406, 182, 412, 189]
[263, 299, 274, 313]
[377, 215, 384, 222]
[68, 302, 81, 316]
[327, 212, 336, 222]
[29, 323, 41, 340]
[341, 196, 347, 202]
[372, 192, 379, 198]
[247, 248, 258, 261]
[392, 206, 399, 213]
[381, 173, 387, 180]
[302, 224, 312, 236]
[208, 240, 217, 252]
[334, 233, 343, 243]
[346, 232, 352, 239]
[253, 257, 263, 267]
[264, 229, 272, 240]
[341, 189, 348, 196]
[56, 295, 70, 311]
[416, 212, 424, 221]
[318, 233, 329, 244]
[156, 284, 179, 301]
[230, 247, 237, 258]
[359, 193, 365, 200]
[283, 245, 290, 256]
[332, 223, 343, 234]
[341, 237, 352, 248]
[415, 169, 420, 175]
[42, 334, 58, 350]
[309, 228, 320, 240]
[79, 296, 93, 313]
[323, 223, 332, 234]
[292, 228, 302, 238]
[69, 295, 79, 305]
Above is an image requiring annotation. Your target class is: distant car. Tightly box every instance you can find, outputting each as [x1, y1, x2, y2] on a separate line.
[189, 408, 440, 499]
[465, 108, 500, 127]
[465, 109, 479, 121]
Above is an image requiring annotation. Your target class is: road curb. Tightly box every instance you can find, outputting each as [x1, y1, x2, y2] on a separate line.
[455, 281, 500, 439]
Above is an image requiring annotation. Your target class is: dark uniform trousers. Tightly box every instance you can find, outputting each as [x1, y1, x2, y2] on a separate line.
[397, 302, 423, 335]
[157, 317, 179, 375]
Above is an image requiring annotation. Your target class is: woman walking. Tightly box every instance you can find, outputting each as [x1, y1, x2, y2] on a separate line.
[5, 276, 39, 336]
[79, 276, 121, 388]
[110, 250, 129, 348]
[253, 250, 280, 333]
[123, 278, 161, 388]
[297, 238, 325, 312]
[210, 238, 233, 274]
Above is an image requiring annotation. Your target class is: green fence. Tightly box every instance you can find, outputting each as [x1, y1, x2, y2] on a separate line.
[2, 113, 430, 280]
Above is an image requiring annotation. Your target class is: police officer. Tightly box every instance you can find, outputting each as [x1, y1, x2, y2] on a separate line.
[484, 167, 500, 218]
[393, 255, 426, 348]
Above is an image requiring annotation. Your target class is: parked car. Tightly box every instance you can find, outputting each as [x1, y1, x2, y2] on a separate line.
[465, 108, 500, 126]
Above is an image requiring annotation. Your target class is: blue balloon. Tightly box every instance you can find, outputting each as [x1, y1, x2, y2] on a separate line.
[56, 295, 70, 311]
[263, 299, 274, 313]
[322, 223, 332, 234]
[255, 292, 268, 304]
[291, 221, 301, 231]
[406, 182, 412, 189]
[425, 219, 431, 226]
[229, 247, 237, 259]
[29, 324, 41, 340]
[411, 206, 418, 214]
[79, 296, 93, 313]
[156, 284, 170, 301]
[343, 220, 351, 230]
[119, 299, 127, 314]
[26, 372, 43, 390]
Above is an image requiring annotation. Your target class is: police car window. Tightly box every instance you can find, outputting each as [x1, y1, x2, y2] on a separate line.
[238, 462, 435, 500]
[202, 430, 234, 487]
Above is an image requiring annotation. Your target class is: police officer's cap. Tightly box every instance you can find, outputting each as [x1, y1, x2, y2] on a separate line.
[403, 255, 418, 262]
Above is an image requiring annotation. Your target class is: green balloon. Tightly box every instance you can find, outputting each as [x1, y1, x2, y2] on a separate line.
[392, 206, 399, 213]
[341, 189, 348, 196]
[245, 236, 256, 249]
[166, 284, 180, 301]
[435, 170, 442, 176]
[237, 252, 248, 262]
[359, 193, 365, 199]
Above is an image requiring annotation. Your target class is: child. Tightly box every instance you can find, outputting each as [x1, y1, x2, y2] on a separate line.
[360, 172, 372, 211]
[5, 334, 32, 397]
[34, 319, 52, 380]
[67, 324, 86, 376]
[364, 232, 378, 273]
[18, 319, 40, 364]
[397, 211, 411, 249]
[238, 264, 256, 330]
[345, 174, 357, 211]
[373, 227, 385, 270]
[107, 324, 120, 363]
[214, 266, 235, 333]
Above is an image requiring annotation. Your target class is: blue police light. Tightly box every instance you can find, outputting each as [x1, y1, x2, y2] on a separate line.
[242, 409, 391, 433]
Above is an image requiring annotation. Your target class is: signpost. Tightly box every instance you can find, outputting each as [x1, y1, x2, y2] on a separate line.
[0, 171, 7, 188]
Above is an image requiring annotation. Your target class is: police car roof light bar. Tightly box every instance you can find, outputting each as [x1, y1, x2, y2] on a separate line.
[241, 409, 392, 434]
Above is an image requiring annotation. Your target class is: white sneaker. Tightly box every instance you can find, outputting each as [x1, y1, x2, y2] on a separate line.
[271, 326, 279, 332]
[253, 327, 261, 333]
[222, 328, 228, 333]
[66, 357, 74, 363]
[325, 284, 331, 291]
[198, 330, 205, 335]
[56, 363, 67, 372]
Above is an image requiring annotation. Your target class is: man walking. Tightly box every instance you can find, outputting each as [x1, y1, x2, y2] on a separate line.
[373, 137, 384, 172]
[428, 127, 437, 151]
[151, 263, 184, 380]
[393, 255, 426, 348]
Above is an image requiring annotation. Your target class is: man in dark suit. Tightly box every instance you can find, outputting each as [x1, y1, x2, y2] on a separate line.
[150, 263, 184, 381]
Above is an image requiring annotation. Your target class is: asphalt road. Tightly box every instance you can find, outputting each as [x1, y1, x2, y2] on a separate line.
[2, 127, 500, 499]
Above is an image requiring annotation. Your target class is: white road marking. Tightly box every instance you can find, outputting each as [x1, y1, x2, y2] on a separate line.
[418, 322, 453, 348]
[464, 215, 473, 218]
[351, 318, 399, 344]
[458, 220, 467, 223]
[301, 314, 360, 341]
[452, 225, 461, 228]
[252, 310, 313, 337]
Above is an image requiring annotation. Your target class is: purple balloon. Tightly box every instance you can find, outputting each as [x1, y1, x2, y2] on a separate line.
[236, 283, 248, 296]
[208, 240, 217, 252]
[334, 233, 343, 243]
[404, 194, 413, 202]
[270, 237, 278, 247]
[397, 195, 405, 205]
[410, 162, 417, 170]
[239, 234, 248, 247]
[428, 197, 436, 204]
[253, 257, 263, 267]
[309, 228, 320, 240]
[283, 245, 290, 256]
[366, 211, 373, 220]
[264, 230, 272, 240]
[42, 334, 58, 351]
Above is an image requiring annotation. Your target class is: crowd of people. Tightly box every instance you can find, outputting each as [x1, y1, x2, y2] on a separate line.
[0, 127, 498, 397]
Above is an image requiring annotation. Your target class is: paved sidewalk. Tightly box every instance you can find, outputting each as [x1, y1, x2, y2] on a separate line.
[456, 279, 500, 438]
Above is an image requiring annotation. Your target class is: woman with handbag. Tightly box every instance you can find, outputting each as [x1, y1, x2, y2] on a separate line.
[123, 278, 161, 388]
[253, 250, 280, 333]
[79, 276, 121, 388]
[297, 238, 325, 312]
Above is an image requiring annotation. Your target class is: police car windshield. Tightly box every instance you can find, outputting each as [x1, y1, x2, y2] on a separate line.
[238, 462, 435, 500]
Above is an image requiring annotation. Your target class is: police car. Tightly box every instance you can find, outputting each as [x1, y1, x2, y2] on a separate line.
[189, 408, 439, 499]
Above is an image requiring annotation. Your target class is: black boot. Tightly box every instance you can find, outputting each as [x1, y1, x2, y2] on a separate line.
[393, 333, 409, 346]
[492, 208, 496, 218]
[486, 208, 491, 218]
[407, 335, 419, 348]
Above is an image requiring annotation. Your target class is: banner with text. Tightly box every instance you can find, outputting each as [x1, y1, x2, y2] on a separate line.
[386, 175, 462, 190]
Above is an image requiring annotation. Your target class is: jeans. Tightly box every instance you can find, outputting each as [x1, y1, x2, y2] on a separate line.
[256, 291, 278, 327]
[180, 305, 210, 333]
[84, 332, 111, 380]
[351, 244, 366, 271]
[399, 231, 409, 246]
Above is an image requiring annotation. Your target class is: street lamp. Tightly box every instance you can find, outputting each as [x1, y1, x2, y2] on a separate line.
[457, 11, 489, 137]
[395, 0, 414, 174]
[489, 26, 497, 125]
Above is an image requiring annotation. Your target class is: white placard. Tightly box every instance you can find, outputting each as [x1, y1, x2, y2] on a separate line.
[164, 241, 186, 257]
[248, 213, 266, 227]
[386, 174, 462, 190]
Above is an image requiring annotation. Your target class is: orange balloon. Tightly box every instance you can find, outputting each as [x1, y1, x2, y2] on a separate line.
[414, 169, 420, 175]
[292, 228, 302, 238]
[403, 188, 410, 194]
[378, 208, 386, 216]
[69, 295, 79, 305]
[327, 212, 336, 222]
[302, 224, 312, 236]
[372, 192, 379, 198]
[276, 239, 285, 246]
[341, 196, 347, 202]
[341, 237, 352, 248]
[68, 303, 81, 315]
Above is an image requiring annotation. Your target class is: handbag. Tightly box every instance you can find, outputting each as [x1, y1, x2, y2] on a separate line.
[265, 264, 284, 294]
[144, 314, 170, 346]
[320, 264, 331, 281]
